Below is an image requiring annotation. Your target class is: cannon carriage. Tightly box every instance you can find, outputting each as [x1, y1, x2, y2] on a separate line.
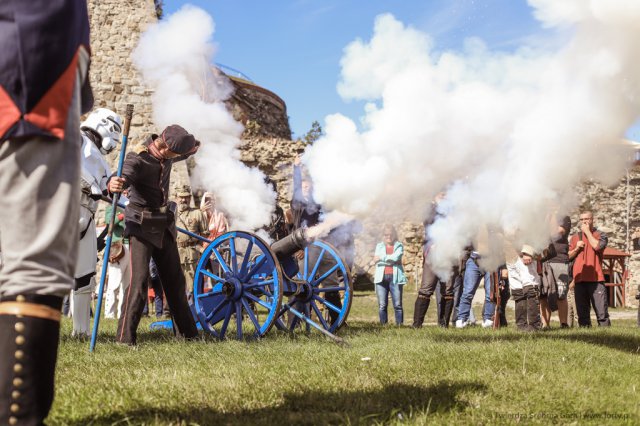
[161, 228, 353, 341]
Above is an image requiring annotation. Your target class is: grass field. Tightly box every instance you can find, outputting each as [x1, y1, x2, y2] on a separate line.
[50, 290, 640, 425]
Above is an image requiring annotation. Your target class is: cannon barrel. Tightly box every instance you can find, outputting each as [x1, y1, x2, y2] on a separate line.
[270, 228, 309, 259]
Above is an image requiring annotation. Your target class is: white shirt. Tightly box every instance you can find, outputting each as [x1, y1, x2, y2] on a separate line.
[506, 257, 540, 290]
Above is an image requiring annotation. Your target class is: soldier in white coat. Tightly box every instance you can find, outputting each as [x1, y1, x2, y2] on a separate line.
[71, 108, 122, 337]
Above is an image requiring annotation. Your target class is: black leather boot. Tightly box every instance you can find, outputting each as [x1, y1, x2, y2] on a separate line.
[412, 296, 430, 328]
[440, 298, 454, 328]
[0, 295, 62, 426]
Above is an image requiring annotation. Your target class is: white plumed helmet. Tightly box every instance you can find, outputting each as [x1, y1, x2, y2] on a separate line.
[81, 108, 123, 154]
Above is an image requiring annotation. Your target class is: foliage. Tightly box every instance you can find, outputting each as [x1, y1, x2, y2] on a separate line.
[154, 0, 164, 20]
[301, 120, 323, 146]
[50, 291, 640, 425]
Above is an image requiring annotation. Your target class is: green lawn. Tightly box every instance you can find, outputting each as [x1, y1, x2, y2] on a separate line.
[50, 290, 640, 425]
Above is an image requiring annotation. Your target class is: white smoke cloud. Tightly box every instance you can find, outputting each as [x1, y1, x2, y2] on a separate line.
[305, 1, 640, 276]
[132, 5, 274, 230]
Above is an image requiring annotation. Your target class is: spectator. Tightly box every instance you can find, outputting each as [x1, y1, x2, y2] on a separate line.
[199, 191, 229, 284]
[108, 124, 200, 345]
[200, 191, 229, 241]
[175, 184, 208, 301]
[505, 243, 542, 331]
[451, 248, 477, 325]
[413, 192, 457, 328]
[141, 259, 165, 318]
[291, 155, 322, 230]
[540, 215, 571, 328]
[0, 1, 93, 423]
[104, 205, 130, 319]
[456, 227, 495, 329]
[568, 210, 610, 327]
[149, 259, 165, 318]
[262, 177, 287, 241]
[373, 224, 407, 325]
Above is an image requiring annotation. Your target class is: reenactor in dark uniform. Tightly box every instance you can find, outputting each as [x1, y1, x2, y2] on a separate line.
[175, 184, 208, 298]
[0, 1, 93, 424]
[108, 125, 200, 345]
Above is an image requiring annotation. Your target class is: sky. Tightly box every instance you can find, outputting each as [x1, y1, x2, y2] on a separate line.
[161, 0, 640, 140]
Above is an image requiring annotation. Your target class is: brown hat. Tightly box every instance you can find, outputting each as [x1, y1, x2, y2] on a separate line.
[161, 125, 199, 155]
[176, 184, 192, 197]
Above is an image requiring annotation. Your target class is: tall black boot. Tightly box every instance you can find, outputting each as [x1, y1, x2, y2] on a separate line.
[0, 295, 62, 425]
[412, 296, 430, 328]
[440, 298, 454, 328]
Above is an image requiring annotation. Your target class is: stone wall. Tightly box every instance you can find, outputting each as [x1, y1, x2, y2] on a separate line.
[88, 0, 157, 147]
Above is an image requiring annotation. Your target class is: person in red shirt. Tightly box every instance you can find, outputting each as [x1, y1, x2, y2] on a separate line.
[568, 211, 610, 327]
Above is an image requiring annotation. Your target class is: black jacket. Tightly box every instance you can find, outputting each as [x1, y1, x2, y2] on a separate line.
[111, 136, 195, 248]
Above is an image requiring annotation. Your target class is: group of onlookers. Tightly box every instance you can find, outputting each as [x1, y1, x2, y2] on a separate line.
[373, 201, 621, 330]
[73, 158, 630, 334]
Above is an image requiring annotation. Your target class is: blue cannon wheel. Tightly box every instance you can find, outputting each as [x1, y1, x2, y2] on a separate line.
[193, 231, 283, 339]
[284, 240, 352, 334]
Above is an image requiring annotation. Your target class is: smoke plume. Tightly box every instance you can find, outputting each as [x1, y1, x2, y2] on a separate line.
[304, 0, 640, 275]
[132, 5, 274, 231]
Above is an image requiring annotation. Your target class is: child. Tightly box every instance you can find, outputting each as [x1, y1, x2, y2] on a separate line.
[505, 243, 541, 331]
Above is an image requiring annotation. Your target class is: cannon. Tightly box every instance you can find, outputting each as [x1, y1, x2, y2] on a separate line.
[155, 227, 353, 341]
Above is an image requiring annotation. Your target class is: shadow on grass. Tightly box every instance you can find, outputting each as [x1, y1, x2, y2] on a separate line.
[429, 328, 640, 355]
[68, 381, 486, 425]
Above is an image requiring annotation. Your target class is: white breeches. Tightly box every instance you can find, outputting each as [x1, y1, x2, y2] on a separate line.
[104, 244, 131, 319]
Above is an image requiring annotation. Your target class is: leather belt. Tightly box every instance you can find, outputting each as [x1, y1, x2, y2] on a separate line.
[0, 302, 61, 322]
[177, 240, 197, 248]
[129, 203, 169, 214]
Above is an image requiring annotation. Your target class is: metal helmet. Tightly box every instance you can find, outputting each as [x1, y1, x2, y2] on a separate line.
[81, 108, 123, 154]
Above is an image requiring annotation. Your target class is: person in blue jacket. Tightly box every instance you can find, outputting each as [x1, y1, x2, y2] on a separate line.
[373, 224, 407, 325]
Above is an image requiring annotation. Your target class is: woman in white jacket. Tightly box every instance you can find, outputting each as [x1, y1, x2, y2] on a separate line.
[373, 224, 407, 325]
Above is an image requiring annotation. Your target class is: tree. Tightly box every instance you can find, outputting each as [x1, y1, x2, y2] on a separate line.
[302, 120, 323, 145]
[154, 0, 164, 20]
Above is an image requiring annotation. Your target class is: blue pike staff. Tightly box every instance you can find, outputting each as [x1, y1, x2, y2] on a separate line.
[90, 104, 134, 352]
